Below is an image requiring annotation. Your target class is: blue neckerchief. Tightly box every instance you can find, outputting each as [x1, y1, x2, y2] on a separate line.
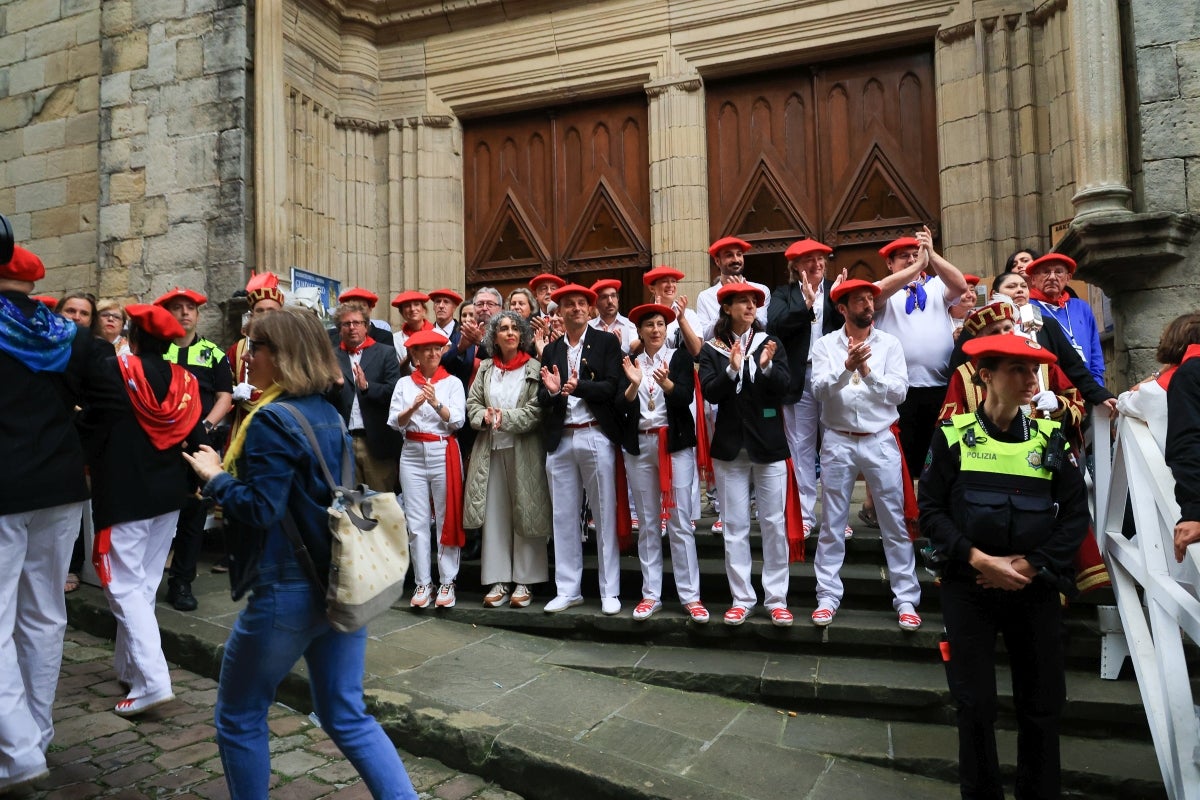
[904, 282, 927, 314]
[0, 294, 76, 373]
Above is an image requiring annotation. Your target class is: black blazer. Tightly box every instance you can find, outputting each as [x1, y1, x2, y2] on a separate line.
[327, 342, 404, 460]
[327, 322, 393, 348]
[698, 333, 792, 464]
[767, 277, 844, 403]
[83, 354, 206, 528]
[536, 326, 622, 451]
[615, 347, 697, 455]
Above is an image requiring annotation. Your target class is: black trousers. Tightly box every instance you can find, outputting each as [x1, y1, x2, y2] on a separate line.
[168, 495, 207, 585]
[940, 576, 1065, 800]
[897, 384, 947, 477]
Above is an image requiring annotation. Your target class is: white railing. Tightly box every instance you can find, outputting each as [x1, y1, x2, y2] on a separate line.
[1093, 416, 1200, 800]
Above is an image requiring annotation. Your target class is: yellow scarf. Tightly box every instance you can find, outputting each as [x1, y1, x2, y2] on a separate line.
[222, 383, 285, 476]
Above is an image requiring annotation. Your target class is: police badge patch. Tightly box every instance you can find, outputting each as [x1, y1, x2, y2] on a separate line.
[1027, 450, 1043, 469]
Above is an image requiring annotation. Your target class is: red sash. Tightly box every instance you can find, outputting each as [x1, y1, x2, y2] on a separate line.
[784, 458, 806, 562]
[889, 422, 920, 541]
[405, 431, 465, 548]
[92, 526, 112, 587]
[615, 454, 634, 552]
[117, 355, 203, 450]
[693, 372, 714, 485]
[1029, 288, 1068, 308]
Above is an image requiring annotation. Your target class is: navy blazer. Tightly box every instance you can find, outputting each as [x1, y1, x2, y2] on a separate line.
[767, 277, 844, 404]
[698, 333, 792, 464]
[328, 341, 404, 460]
[536, 326, 622, 452]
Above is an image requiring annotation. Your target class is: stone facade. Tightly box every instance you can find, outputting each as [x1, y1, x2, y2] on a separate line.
[2, 0, 1197, 382]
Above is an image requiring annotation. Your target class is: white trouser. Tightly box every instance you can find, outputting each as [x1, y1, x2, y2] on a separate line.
[480, 448, 549, 586]
[0, 501, 84, 782]
[546, 425, 618, 600]
[713, 453, 789, 609]
[623, 437, 700, 604]
[782, 366, 821, 528]
[105, 510, 179, 699]
[814, 429, 921, 611]
[399, 438, 461, 587]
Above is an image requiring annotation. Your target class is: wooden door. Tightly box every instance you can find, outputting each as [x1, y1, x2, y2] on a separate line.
[463, 96, 651, 294]
[706, 48, 939, 283]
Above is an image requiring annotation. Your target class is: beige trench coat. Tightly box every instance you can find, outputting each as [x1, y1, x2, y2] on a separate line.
[462, 358, 552, 539]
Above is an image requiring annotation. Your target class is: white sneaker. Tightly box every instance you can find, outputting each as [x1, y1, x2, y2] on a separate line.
[544, 595, 584, 613]
[711, 519, 724, 535]
[844, 525, 854, 539]
[410, 584, 433, 608]
[632, 598, 661, 620]
[630, 514, 640, 531]
[509, 584, 532, 608]
[601, 596, 621, 615]
[483, 583, 510, 608]
[435, 583, 456, 608]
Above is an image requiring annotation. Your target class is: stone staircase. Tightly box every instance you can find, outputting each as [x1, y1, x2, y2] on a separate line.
[432, 500, 1171, 798]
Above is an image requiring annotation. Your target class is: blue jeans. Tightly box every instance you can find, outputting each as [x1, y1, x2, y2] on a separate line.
[214, 576, 416, 800]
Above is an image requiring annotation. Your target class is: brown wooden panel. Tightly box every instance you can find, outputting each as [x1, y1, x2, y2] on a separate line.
[463, 95, 651, 291]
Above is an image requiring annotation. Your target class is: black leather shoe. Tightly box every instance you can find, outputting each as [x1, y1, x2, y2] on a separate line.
[167, 580, 198, 612]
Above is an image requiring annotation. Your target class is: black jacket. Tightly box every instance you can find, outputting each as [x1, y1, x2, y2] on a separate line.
[83, 354, 206, 528]
[1167, 357, 1200, 523]
[698, 333, 791, 464]
[327, 342, 404, 461]
[0, 292, 103, 515]
[536, 327, 622, 451]
[767, 277, 844, 403]
[615, 347, 697, 455]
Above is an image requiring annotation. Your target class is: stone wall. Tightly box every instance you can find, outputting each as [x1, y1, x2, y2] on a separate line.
[96, 0, 250, 333]
[0, 0, 102, 294]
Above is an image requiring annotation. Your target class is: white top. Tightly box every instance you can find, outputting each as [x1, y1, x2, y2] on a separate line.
[665, 306, 701, 351]
[486, 364, 526, 450]
[695, 281, 771, 341]
[563, 333, 597, 425]
[810, 326, 908, 434]
[589, 314, 637, 354]
[1117, 379, 1168, 453]
[634, 346, 674, 429]
[387, 373, 466, 435]
[434, 319, 457, 339]
[873, 274, 957, 387]
[347, 349, 365, 431]
[809, 285, 825, 364]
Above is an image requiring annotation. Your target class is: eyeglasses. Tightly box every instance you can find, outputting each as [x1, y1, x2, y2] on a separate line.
[98, 311, 123, 321]
[474, 300, 499, 308]
[247, 338, 272, 356]
[339, 320, 366, 328]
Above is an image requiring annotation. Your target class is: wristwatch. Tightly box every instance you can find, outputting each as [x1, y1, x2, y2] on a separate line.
[435, 401, 444, 411]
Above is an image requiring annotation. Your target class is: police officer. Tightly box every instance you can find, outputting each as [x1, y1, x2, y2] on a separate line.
[154, 287, 233, 611]
[918, 333, 1089, 800]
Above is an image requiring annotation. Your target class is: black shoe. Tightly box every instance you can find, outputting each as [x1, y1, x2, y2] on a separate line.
[167, 580, 198, 612]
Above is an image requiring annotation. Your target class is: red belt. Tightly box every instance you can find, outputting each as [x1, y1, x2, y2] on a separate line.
[406, 432, 452, 442]
[638, 426, 666, 435]
[565, 421, 599, 430]
[403, 431, 464, 547]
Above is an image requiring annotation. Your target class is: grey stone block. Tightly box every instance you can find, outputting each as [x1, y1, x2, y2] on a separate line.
[1141, 97, 1200, 160]
[1180, 40, 1200, 99]
[580, 716, 706, 775]
[202, 22, 246, 74]
[617, 685, 744, 742]
[1130, 0, 1200, 47]
[481, 669, 644, 739]
[811, 758, 962, 798]
[1136, 44, 1180, 103]
[132, 0, 186, 27]
[1142, 158, 1188, 212]
[685, 733, 828, 799]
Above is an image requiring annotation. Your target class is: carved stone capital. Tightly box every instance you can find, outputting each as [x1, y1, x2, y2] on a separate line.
[644, 76, 703, 98]
[334, 115, 387, 132]
[1057, 212, 1200, 293]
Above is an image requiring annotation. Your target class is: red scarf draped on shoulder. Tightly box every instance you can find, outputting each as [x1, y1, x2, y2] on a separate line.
[411, 367, 465, 547]
[492, 350, 531, 372]
[1029, 288, 1069, 309]
[117, 354, 203, 450]
[340, 336, 376, 355]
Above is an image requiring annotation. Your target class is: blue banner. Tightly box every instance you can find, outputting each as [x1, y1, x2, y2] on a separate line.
[290, 267, 341, 316]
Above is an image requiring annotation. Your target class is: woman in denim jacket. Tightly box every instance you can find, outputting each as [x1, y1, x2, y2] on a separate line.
[185, 308, 416, 800]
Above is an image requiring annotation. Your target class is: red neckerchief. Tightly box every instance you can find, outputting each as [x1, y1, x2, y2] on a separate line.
[492, 350, 531, 372]
[116, 354, 203, 450]
[402, 320, 434, 335]
[411, 365, 452, 386]
[1029, 287, 1069, 309]
[340, 336, 376, 356]
[1162, 344, 1200, 389]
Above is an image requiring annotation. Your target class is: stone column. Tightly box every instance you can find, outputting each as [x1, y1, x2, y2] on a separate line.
[645, 57, 710, 300]
[254, 0, 287, 272]
[1067, 0, 1133, 220]
[395, 115, 464, 301]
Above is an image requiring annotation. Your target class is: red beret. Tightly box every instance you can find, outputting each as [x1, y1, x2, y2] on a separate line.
[784, 240, 833, 260]
[962, 332, 1057, 365]
[31, 295, 59, 307]
[643, 266, 685, 286]
[390, 291, 430, 309]
[830, 278, 882, 304]
[716, 283, 766, 306]
[153, 287, 207, 307]
[879, 237, 921, 260]
[590, 279, 621, 294]
[550, 283, 597, 305]
[1027, 253, 1077, 277]
[428, 288, 463, 305]
[529, 273, 567, 290]
[628, 303, 676, 326]
[1, 245, 46, 282]
[339, 287, 379, 308]
[245, 272, 284, 308]
[126, 303, 185, 341]
[403, 330, 449, 349]
[708, 237, 752, 258]
[962, 273, 982, 287]
[963, 301, 1016, 336]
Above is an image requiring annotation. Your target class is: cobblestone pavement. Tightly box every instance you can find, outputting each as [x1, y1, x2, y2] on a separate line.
[20, 627, 524, 800]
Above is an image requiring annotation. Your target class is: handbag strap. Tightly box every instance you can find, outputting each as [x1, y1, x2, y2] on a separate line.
[280, 510, 328, 592]
[275, 402, 353, 493]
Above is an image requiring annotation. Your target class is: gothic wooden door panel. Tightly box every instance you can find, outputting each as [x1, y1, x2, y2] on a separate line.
[706, 47, 938, 284]
[464, 96, 651, 292]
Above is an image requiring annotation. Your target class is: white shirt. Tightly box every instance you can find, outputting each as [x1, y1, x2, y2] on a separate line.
[809, 285, 825, 364]
[589, 313, 637, 354]
[695, 280, 771, 341]
[434, 319, 457, 339]
[634, 346, 674, 429]
[810, 326, 908, 435]
[487, 364, 525, 450]
[873, 274, 957, 387]
[387, 373, 466, 435]
[665, 307, 701, 351]
[563, 333, 596, 425]
[347, 349, 366, 431]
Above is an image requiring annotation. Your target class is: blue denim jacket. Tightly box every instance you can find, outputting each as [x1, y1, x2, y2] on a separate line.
[205, 394, 353, 597]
